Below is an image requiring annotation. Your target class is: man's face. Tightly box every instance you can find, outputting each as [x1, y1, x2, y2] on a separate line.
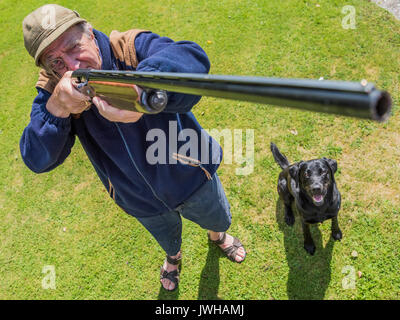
[40, 24, 101, 77]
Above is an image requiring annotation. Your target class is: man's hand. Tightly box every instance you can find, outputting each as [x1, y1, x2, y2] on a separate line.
[46, 71, 91, 118]
[92, 96, 144, 123]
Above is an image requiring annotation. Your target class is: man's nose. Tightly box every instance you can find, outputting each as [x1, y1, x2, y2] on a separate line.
[63, 55, 80, 71]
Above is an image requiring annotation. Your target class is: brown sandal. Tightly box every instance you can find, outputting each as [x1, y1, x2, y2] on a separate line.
[208, 232, 246, 263]
[160, 254, 182, 291]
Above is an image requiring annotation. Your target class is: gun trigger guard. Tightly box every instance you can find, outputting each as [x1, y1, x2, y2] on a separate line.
[76, 80, 96, 98]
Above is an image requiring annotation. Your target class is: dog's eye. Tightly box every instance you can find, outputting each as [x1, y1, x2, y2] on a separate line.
[318, 168, 327, 175]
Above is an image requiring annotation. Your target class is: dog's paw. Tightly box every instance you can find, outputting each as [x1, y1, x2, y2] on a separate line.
[304, 242, 316, 255]
[285, 213, 295, 226]
[331, 229, 343, 241]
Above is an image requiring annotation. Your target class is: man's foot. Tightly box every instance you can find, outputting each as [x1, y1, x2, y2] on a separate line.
[160, 252, 181, 291]
[208, 231, 246, 263]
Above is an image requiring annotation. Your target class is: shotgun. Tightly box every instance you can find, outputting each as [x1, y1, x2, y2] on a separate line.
[71, 69, 392, 122]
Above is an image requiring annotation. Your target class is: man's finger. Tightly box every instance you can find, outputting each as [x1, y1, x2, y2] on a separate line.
[92, 96, 108, 113]
[63, 71, 73, 78]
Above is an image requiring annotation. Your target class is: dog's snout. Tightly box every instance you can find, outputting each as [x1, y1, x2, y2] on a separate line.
[312, 185, 323, 194]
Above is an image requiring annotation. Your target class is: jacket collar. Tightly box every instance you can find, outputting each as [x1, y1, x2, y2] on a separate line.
[93, 29, 116, 70]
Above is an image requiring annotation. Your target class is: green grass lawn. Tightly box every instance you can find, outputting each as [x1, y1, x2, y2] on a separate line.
[0, 0, 399, 300]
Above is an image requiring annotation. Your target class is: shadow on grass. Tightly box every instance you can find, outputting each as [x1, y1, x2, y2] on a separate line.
[157, 241, 222, 300]
[197, 241, 222, 300]
[275, 199, 334, 300]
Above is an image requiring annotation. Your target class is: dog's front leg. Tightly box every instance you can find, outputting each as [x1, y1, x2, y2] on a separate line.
[331, 216, 342, 240]
[301, 221, 316, 255]
[284, 204, 295, 226]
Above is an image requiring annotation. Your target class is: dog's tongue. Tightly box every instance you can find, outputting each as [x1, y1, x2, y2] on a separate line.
[313, 194, 323, 202]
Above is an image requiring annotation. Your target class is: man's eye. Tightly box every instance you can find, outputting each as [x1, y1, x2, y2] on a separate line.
[51, 59, 63, 70]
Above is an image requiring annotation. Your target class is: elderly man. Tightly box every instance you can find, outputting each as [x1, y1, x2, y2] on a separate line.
[21, 4, 246, 292]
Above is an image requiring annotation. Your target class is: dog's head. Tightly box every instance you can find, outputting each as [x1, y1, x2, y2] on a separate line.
[289, 157, 337, 208]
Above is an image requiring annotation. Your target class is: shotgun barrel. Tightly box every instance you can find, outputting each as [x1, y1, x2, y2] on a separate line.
[71, 69, 392, 122]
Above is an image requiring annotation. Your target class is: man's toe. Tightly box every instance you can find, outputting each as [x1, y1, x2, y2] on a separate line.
[161, 278, 173, 291]
[236, 247, 246, 262]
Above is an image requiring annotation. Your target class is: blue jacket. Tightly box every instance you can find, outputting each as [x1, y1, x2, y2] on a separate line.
[20, 29, 222, 218]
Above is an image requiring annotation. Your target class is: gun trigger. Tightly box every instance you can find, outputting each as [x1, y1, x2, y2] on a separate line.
[76, 80, 88, 90]
[76, 80, 96, 98]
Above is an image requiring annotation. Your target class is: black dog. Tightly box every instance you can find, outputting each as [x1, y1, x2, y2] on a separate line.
[270, 143, 342, 255]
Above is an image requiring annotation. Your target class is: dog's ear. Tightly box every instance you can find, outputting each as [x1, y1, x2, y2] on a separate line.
[323, 158, 337, 174]
[289, 161, 304, 180]
[289, 165, 298, 180]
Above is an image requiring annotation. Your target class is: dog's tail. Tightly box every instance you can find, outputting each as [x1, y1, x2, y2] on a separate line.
[270, 142, 290, 169]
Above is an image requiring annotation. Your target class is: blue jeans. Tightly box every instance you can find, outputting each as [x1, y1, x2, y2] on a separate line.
[135, 173, 232, 256]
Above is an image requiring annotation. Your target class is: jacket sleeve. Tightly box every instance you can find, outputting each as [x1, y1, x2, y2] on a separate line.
[19, 88, 76, 173]
[134, 32, 211, 113]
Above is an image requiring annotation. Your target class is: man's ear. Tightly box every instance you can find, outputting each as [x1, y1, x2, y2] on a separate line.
[89, 26, 94, 39]
[323, 158, 337, 174]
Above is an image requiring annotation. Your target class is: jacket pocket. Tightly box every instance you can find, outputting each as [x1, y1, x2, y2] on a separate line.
[172, 152, 212, 180]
